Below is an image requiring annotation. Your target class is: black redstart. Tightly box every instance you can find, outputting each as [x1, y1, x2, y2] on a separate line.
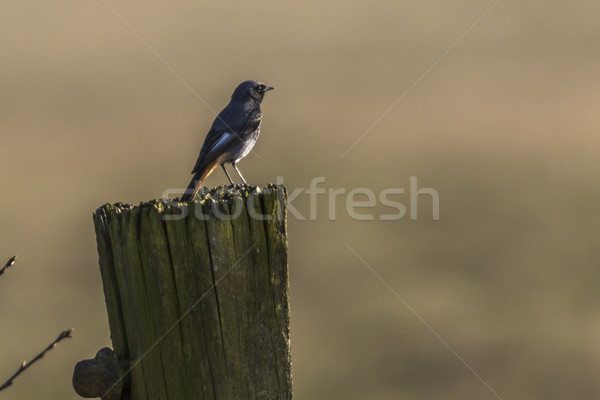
[181, 80, 274, 202]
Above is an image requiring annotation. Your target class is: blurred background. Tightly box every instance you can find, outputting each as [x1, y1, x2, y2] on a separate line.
[1, 0, 600, 398]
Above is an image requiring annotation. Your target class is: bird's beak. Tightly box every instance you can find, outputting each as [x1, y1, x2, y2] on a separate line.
[265, 86, 275, 91]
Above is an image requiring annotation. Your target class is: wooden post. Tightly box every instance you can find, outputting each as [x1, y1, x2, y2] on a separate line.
[77, 185, 291, 399]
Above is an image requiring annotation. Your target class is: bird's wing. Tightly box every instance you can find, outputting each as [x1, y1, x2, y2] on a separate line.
[191, 107, 262, 174]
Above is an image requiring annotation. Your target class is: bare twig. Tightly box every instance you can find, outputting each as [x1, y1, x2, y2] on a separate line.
[0, 329, 74, 391]
[0, 255, 17, 276]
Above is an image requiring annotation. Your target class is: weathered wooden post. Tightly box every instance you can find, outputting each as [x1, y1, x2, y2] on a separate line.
[73, 185, 291, 399]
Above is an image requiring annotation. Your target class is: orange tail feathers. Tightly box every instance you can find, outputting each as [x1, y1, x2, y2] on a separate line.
[180, 160, 219, 202]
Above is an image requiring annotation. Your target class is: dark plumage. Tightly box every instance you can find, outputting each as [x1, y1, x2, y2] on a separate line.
[181, 80, 274, 202]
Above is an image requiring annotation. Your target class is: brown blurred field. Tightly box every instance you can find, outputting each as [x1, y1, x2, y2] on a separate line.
[1, 1, 600, 399]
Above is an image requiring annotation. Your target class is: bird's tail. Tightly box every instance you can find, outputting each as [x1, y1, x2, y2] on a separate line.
[180, 160, 219, 202]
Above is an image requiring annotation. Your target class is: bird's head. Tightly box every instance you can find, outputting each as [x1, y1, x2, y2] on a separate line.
[232, 80, 275, 104]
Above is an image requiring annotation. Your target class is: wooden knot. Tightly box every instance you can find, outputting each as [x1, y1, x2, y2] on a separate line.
[72, 348, 128, 399]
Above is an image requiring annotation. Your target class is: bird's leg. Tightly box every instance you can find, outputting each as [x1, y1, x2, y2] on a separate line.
[221, 164, 234, 185]
[232, 162, 248, 185]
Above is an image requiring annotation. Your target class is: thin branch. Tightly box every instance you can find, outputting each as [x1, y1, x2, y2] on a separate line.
[0, 255, 17, 276]
[0, 328, 74, 391]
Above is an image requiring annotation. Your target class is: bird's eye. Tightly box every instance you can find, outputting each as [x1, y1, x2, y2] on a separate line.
[257, 85, 265, 92]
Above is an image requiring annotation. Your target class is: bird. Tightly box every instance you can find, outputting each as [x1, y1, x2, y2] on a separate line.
[180, 80, 274, 202]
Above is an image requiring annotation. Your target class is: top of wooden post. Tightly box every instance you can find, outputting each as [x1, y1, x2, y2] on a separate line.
[94, 184, 287, 222]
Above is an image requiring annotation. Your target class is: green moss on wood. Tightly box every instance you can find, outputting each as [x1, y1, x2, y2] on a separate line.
[93, 185, 291, 400]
